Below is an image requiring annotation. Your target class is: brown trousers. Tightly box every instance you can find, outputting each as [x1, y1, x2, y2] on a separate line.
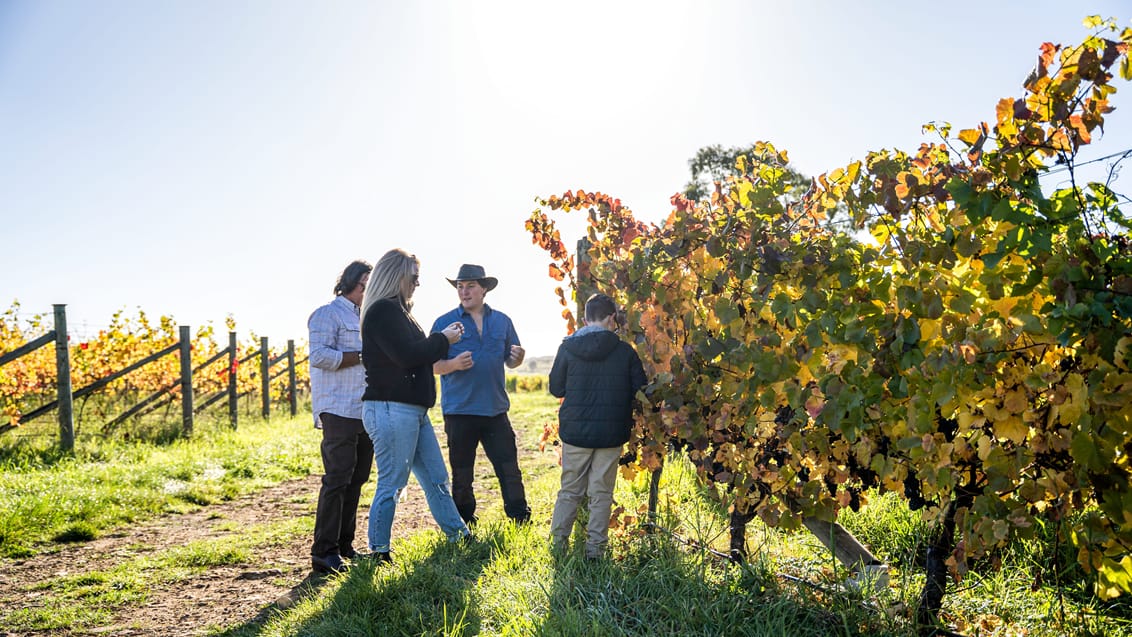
[550, 443, 621, 557]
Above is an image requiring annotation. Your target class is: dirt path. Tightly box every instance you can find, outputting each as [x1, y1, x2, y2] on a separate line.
[0, 474, 434, 636]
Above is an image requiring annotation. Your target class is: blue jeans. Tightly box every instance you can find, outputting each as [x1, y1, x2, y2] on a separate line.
[363, 400, 469, 552]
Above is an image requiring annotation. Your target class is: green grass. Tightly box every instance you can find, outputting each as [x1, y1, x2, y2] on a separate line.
[221, 440, 906, 637]
[4, 392, 1132, 636]
[4, 514, 312, 632]
[0, 412, 318, 558]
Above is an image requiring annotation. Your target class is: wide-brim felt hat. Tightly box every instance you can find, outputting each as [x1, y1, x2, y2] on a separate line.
[447, 264, 498, 291]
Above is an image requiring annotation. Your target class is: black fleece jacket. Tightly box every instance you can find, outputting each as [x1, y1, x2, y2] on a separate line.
[361, 298, 450, 407]
[548, 328, 647, 448]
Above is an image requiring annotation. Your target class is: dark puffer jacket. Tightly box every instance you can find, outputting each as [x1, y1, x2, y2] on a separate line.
[549, 328, 647, 449]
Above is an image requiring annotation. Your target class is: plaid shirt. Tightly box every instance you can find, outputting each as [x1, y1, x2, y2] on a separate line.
[308, 295, 364, 427]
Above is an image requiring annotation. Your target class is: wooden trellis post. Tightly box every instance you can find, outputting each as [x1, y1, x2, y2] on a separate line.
[227, 331, 238, 429]
[179, 325, 193, 436]
[53, 304, 74, 451]
[287, 339, 297, 416]
[260, 336, 270, 417]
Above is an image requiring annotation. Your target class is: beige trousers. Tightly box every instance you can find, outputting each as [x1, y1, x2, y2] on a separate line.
[550, 443, 622, 557]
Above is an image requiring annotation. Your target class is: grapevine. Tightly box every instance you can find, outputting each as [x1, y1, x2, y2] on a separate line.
[528, 17, 1132, 624]
[0, 303, 308, 434]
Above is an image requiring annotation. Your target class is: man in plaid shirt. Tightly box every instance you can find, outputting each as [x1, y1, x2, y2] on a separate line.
[308, 260, 371, 574]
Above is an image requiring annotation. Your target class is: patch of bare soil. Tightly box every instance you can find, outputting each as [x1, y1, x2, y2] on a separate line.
[0, 475, 435, 636]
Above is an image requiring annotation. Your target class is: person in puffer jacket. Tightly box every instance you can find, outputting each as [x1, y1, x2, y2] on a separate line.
[548, 293, 647, 559]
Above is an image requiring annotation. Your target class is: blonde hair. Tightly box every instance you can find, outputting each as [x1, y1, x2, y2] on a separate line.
[361, 249, 419, 335]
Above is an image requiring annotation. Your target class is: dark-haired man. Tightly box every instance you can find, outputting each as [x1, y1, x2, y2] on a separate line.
[308, 260, 372, 574]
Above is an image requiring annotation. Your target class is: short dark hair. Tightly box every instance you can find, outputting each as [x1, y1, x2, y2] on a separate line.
[334, 260, 372, 297]
[584, 293, 617, 322]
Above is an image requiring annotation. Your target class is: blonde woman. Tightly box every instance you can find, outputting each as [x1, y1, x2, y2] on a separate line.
[360, 249, 468, 563]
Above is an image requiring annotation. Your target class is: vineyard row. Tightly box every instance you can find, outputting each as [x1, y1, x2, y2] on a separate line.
[1, 303, 309, 448]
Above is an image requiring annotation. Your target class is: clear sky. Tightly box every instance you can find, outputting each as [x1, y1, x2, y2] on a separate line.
[2, 2, 1130, 357]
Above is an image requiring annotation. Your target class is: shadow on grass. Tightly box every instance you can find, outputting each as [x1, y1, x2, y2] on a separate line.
[214, 570, 334, 633]
[217, 528, 501, 636]
[537, 530, 861, 637]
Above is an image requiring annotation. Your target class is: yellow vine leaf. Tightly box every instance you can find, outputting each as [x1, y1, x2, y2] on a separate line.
[991, 296, 1019, 317]
[1115, 336, 1132, 371]
[1096, 555, 1132, 600]
[958, 410, 986, 432]
[1057, 373, 1088, 425]
[958, 128, 983, 146]
[920, 318, 941, 343]
[870, 223, 891, 245]
[994, 415, 1029, 445]
[977, 434, 994, 461]
[1003, 389, 1028, 414]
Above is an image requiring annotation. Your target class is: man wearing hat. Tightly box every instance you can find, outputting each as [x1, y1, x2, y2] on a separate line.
[431, 264, 531, 525]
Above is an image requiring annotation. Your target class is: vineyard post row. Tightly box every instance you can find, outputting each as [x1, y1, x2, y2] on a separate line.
[0, 304, 303, 450]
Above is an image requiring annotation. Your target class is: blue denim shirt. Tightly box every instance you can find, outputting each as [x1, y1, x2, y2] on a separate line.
[431, 304, 519, 417]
